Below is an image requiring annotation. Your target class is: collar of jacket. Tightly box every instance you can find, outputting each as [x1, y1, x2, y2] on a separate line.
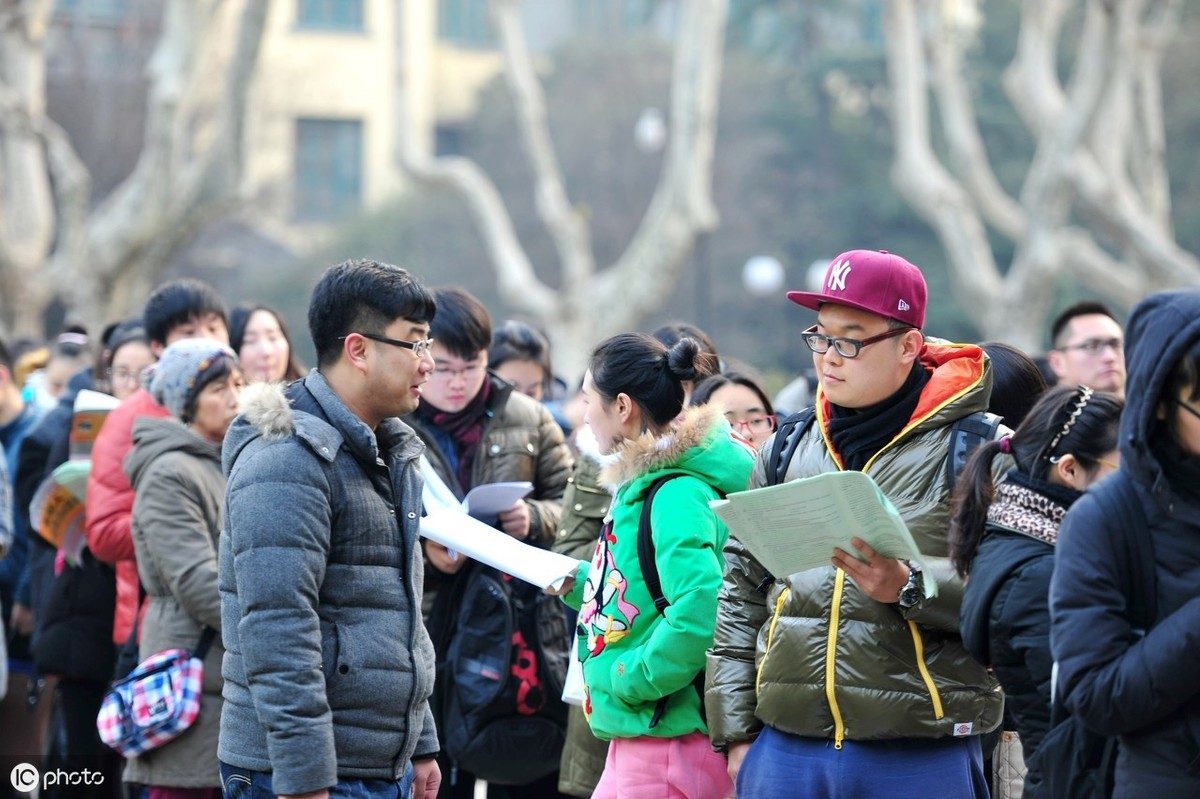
[600, 403, 724, 489]
[238, 372, 422, 467]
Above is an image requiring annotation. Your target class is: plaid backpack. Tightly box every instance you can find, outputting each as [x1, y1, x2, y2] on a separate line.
[97, 626, 216, 757]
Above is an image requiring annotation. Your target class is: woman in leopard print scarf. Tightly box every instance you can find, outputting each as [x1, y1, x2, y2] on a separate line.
[950, 384, 1123, 797]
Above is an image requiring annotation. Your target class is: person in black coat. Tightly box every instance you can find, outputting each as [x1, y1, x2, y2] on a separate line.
[951, 385, 1122, 796]
[1051, 288, 1200, 798]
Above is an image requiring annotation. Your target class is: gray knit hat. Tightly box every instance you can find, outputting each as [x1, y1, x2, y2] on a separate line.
[148, 338, 239, 421]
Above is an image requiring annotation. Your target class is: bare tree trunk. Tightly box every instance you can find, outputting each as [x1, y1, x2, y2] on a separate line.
[397, 0, 727, 380]
[0, 0, 268, 338]
[886, 0, 1198, 352]
[0, 0, 56, 336]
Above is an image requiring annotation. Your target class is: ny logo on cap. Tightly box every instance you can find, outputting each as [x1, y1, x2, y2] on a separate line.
[827, 259, 852, 292]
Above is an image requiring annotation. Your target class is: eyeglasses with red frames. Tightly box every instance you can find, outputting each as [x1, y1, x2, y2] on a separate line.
[729, 416, 776, 435]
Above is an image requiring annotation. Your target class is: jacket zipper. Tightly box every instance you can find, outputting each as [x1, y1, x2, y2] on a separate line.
[755, 588, 791, 695]
[908, 621, 945, 719]
[826, 569, 847, 749]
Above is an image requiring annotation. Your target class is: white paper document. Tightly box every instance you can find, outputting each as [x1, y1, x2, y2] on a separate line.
[417, 456, 577, 589]
[420, 507, 580, 591]
[462, 481, 534, 521]
[710, 470, 936, 598]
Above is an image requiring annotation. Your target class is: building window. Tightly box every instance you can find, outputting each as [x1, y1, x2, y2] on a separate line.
[295, 118, 363, 221]
[438, 0, 493, 47]
[297, 0, 364, 31]
[55, 0, 130, 23]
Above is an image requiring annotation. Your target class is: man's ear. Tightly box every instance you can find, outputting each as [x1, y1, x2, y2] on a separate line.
[899, 329, 923, 364]
[342, 333, 371, 373]
[1046, 350, 1066, 380]
[150, 340, 166, 359]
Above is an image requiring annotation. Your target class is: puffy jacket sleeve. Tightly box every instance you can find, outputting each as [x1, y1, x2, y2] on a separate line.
[225, 442, 338, 795]
[993, 558, 1055, 750]
[85, 400, 139, 565]
[706, 534, 771, 749]
[525, 403, 571, 546]
[608, 477, 727, 705]
[1051, 491, 1200, 735]
[132, 456, 221, 630]
[706, 447, 772, 749]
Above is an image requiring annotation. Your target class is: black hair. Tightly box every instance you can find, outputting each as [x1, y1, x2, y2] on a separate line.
[143, 278, 229, 346]
[0, 337, 11, 372]
[180, 356, 243, 425]
[229, 303, 306, 381]
[650, 322, 719, 364]
[1160, 337, 1200, 442]
[690, 370, 775, 419]
[981, 341, 1048, 429]
[1050, 301, 1119, 349]
[949, 384, 1123, 577]
[308, 259, 436, 368]
[489, 320, 553, 393]
[429, 287, 492, 360]
[589, 333, 717, 429]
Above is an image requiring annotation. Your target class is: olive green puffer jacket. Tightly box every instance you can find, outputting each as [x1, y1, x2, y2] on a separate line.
[707, 342, 1006, 750]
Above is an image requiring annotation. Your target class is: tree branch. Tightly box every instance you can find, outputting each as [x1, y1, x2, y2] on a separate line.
[886, 0, 1002, 319]
[593, 0, 725, 313]
[490, 0, 594, 294]
[927, 11, 1026, 240]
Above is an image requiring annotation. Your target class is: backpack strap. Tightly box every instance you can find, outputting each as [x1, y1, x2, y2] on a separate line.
[945, 411, 1004, 495]
[636, 471, 711, 728]
[638, 473, 688, 613]
[192, 626, 218, 660]
[767, 407, 817, 487]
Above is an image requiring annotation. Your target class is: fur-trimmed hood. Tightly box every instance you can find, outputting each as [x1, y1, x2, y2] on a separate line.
[223, 370, 424, 479]
[238, 380, 295, 440]
[600, 403, 754, 496]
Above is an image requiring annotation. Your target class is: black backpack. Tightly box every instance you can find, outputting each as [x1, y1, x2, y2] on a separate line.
[438, 560, 571, 785]
[1025, 475, 1155, 799]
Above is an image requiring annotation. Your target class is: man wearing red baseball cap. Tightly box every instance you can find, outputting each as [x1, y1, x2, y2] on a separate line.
[708, 250, 1005, 798]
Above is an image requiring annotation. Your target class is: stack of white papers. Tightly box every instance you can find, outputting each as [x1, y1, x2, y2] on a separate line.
[418, 457, 580, 590]
[710, 470, 936, 598]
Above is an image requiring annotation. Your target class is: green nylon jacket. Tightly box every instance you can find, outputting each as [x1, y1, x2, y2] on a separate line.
[707, 341, 1007, 749]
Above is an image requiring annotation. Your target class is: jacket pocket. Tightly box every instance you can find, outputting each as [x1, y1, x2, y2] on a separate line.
[481, 430, 538, 482]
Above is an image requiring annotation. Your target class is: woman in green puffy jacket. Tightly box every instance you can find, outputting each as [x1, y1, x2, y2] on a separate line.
[556, 332, 754, 799]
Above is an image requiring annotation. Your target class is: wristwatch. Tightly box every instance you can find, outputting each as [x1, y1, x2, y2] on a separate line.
[897, 561, 924, 608]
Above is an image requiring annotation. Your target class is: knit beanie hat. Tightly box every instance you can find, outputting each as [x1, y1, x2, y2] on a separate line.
[149, 338, 239, 421]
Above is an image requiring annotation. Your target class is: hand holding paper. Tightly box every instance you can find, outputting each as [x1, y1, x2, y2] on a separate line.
[418, 456, 580, 590]
[710, 470, 936, 599]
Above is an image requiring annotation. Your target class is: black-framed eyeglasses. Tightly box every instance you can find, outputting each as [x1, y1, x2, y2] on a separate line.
[1178, 397, 1200, 422]
[338, 332, 435, 357]
[801, 324, 913, 359]
[1058, 337, 1123, 355]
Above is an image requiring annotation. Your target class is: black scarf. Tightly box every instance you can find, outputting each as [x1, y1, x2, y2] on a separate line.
[415, 377, 493, 489]
[828, 362, 930, 471]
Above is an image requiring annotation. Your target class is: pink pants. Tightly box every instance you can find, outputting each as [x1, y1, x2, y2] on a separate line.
[591, 732, 733, 799]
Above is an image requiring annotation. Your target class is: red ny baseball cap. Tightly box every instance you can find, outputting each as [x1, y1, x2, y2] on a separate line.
[787, 249, 927, 329]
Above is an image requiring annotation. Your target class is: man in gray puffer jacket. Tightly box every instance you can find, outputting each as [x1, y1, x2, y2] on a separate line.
[218, 260, 441, 799]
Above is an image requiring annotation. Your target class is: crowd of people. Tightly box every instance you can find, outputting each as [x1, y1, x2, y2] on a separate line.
[0, 251, 1195, 799]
